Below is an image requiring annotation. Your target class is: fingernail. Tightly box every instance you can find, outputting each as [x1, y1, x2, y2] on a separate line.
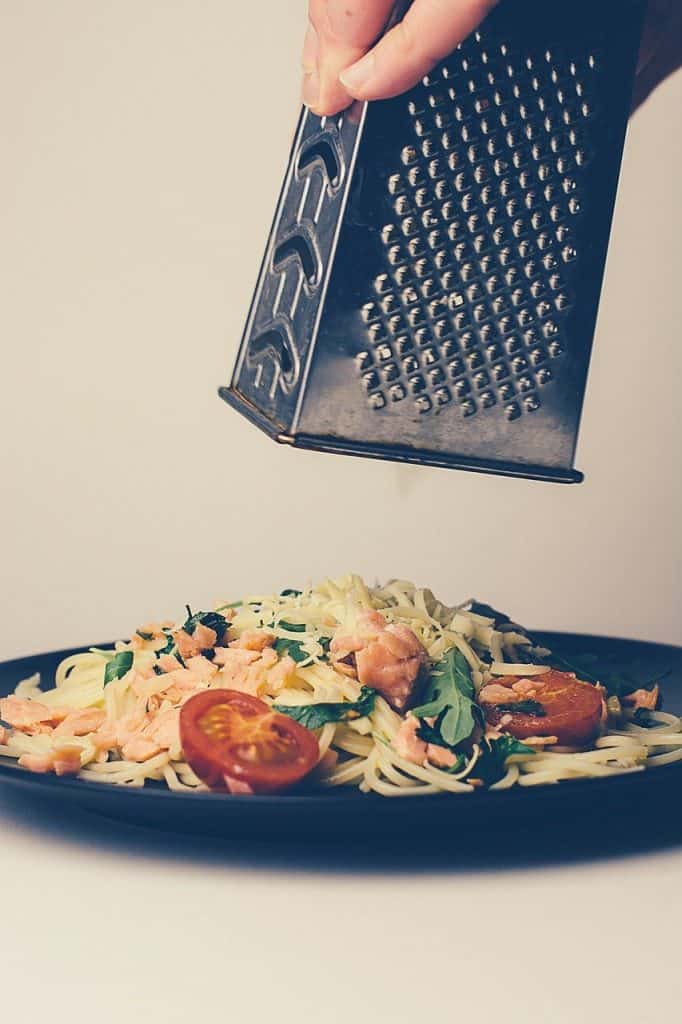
[301, 21, 319, 73]
[302, 68, 320, 110]
[339, 52, 376, 94]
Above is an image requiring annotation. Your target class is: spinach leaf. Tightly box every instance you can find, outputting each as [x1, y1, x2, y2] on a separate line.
[182, 607, 229, 645]
[274, 687, 377, 731]
[104, 650, 134, 685]
[412, 648, 481, 748]
[495, 699, 546, 717]
[473, 735, 535, 787]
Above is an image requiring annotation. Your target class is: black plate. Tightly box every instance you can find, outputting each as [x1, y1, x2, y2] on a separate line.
[1, 632, 680, 840]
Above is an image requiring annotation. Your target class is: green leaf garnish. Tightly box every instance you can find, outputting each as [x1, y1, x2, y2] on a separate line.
[136, 630, 154, 641]
[274, 636, 311, 664]
[473, 735, 535, 787]
[215, 600, 242, 612]
[280, 589, 302, 597]
[155, 632, 175, 657]
[494, 699, 546, 716]
[632, 708, 658, 728]
[274, 687, 377, 731]
[104, 650, 134, 685]
[182, 607, 229, 645]
[412, 648, 481, 748]
[278, 620, 306, 633]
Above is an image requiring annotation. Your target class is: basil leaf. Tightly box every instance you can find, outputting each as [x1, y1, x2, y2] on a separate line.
[275, 687, 376, 731]
[495, 699, 546, 716]
[182, 607, 229, 645]
[412, 648, 481, 748]
[104, 650, 134, 685]
[473, 736, 535, 787]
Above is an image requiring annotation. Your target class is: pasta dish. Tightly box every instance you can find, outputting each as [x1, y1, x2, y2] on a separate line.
[1, 575, 678, 796]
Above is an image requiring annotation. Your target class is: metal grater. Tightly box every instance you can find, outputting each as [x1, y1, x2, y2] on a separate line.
[221, 0, 645, 483]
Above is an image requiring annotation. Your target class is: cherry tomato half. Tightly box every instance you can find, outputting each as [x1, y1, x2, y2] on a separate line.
[482, 670, 604, 747]
[179, 689, 319, 793]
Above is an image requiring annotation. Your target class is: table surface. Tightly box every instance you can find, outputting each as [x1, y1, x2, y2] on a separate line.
[2, 783, 681, 1024]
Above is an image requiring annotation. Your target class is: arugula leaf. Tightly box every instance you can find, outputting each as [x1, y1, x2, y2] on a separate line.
[442, 753, 467, 774]
[156, 632, 175, 657]
[416, 715, 449, 747]
[495, 699, 546, 716]
[104, 650, 134, 685]
[136, 630, 154, 641]
[274, 636, 310, 664]
[468, 601, 513, 627]
[182, 607, 229, 645]
[473, 735, 535, 787]
[412, 648, 481, 748]
[274, 632, 332, 664]
[632, 708, 658, 728]
[274, 687, 377, 731]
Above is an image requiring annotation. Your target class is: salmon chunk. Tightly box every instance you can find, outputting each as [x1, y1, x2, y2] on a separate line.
[53, 708, 106, 737]
[330, 610, 425, 711]
[19, 745, 82, 776]
[174, 623, 218, 660]
[0, 697, 69, 733]
[623, 685, 659, 712]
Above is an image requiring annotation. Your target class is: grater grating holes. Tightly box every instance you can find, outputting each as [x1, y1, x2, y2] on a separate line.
[357, 28, 602, 419]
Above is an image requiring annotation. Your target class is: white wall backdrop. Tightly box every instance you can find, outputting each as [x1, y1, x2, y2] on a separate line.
[1, 1, 680, 659]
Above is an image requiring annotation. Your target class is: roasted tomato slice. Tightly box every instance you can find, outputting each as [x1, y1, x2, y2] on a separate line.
[179, 689, 319, 793]
[481, 670, 604, 747]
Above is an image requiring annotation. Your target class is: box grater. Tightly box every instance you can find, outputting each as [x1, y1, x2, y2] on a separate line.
[220, 0, 645, 483]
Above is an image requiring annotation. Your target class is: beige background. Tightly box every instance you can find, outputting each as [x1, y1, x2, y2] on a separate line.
[1, 6, 682, 1024]
[1, 2, 681, 658]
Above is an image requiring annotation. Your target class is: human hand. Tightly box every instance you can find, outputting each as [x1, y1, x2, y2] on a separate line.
[301, 0, 682, 117]
[301, 0, 497, 116]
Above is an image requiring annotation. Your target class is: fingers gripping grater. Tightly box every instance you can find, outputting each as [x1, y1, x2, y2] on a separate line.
[221, 0, 645, 483]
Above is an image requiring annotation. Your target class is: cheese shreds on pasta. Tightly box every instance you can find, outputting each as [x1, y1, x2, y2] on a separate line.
[1, 574, 679, 795]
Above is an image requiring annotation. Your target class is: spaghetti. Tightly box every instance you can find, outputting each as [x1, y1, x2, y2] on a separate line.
[1, 575, 679, 795]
